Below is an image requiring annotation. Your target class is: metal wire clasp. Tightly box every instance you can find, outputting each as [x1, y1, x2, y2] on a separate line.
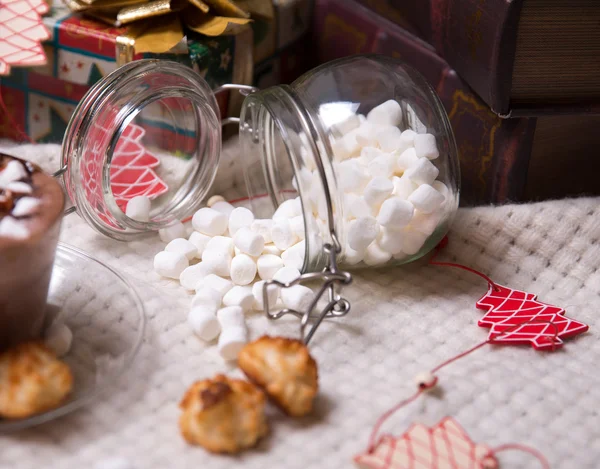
[263, 237, 353, 345]
[213, 83, 259, 126]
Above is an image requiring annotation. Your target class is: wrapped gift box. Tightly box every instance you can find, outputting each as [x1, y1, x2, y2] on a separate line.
[0, 0, 313, 144]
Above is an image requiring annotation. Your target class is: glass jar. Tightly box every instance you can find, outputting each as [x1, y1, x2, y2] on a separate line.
[61, 55, 459, 272]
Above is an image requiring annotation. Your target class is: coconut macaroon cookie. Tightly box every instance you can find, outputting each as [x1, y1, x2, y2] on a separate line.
[0, 154, 64, 350]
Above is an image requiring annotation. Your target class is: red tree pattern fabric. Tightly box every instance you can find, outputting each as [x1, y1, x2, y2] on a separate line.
[0, 0, 49, 75]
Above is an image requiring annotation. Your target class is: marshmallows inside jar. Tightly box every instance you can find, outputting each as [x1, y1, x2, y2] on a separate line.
[151, 98, 450, 360]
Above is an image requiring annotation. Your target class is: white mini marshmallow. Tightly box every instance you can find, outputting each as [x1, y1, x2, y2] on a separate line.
[377, 197, 414, 229]
[413, 133, 439, 160]
[158, 220, 187, 243]
[188, 231, 211, 258]
[289, 215, 305, 240]
[367, 99, 402, 127]
[273, 266, 301, 285]
[125, 195, 151, 222]
[228, 207, 254, 236]
[402, 228, 428, 255]
[11, 197, 40, 217]
[271, 218, 298, 250]
[234, 226, 265, 256]
[360, 146, 385, 162]
[191, 286, 223, 309]
[344, 193, 372, 220]
[400, 129, 417, 145]
[338, 159, 370, 193]
[344, 245, 364, 265]
[273, 197, 302, 219]
[404, 159, 439, 186]
[281, 240, 305, 271]
[252, 280, 279, 311]
[211, 200, 235, 216]
[392, 175, 418, 200]
[332, 130, 360, 160]
[364, 177, 394, 208]
[364, 241, 392, 266]
[347, 216, 379, 251]
[188, 305, 220, 341]
[201, 250, 232, 277]
[293, 166, 313, 193]
[206, 194, 225, 207]
[154, 251, 189, 279]
[396, 148, 419, 173]
[180, 263, 214, 290]
[230, 254, 257, 285]
[376, 126, 403, 153]
[250, 219, 273, 244]
[0, 216, 29, 239]
[408, 184, 445, 214]
[432, 181, 449, 203]
[222, 286, 254, 312]
[368, 153, 396, 179]
[205, 235, 235, 256]
[409, 210, 442, 236]
[165, 238, 198, 260]
[192, 208, 228, 236]
[354, 122, 378, 147]
[218, 326, 247, 361]
[217, 306, 246, 329]
[6, 182, 32, 194]
[281, 285, 314, 312]
[331, 114, 361, 136]
[197, 274, 233, 298]
[378, 228, 404, 255]
[0, 160, 27, 187]
[262, 244, 282, 256]
[257, 254, 284, 281]
[44, 322, 72, 357]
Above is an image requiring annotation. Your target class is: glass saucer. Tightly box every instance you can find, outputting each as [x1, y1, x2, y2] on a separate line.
[0, 243, 146, 433]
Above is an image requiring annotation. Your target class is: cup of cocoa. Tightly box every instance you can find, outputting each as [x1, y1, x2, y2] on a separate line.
[0, 154, 64, 350]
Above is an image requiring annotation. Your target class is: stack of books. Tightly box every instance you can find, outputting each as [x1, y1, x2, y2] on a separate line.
[311, 0, 600, 205]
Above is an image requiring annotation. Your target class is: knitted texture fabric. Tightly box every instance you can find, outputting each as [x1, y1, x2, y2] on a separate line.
[1, 142, 599, 469]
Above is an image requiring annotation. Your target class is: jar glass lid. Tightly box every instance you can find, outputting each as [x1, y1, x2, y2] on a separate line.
[60, 60, 222, 241]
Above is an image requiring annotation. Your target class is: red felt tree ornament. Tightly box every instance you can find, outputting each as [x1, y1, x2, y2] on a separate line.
[430, 237, 589, 350]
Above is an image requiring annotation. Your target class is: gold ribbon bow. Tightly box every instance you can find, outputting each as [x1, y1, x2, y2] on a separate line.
[64, 0, 272, 61]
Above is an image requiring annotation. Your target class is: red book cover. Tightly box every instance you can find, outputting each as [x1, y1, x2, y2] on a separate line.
[313, 0, 536, 205]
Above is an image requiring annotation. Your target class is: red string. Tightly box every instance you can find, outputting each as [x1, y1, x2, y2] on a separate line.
[486, 444, 551, 469]
[429, 236, 499, 291]
[367, 389, 423, 452]
[430, 339, 490, 374]
[0, 83, 35, 144]
[366, 319, 559, 465]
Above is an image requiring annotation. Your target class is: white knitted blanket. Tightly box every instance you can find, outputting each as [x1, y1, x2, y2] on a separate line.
[1, 142, 599, 469]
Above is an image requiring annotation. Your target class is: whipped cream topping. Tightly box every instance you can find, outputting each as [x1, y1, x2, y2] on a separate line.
[0, 154, 38, 240]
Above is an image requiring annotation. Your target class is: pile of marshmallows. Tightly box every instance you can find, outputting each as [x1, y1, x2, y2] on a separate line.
[126, 98, 449, 361]
[133, 194, 312, 361]
[324, 99, 449, 264]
